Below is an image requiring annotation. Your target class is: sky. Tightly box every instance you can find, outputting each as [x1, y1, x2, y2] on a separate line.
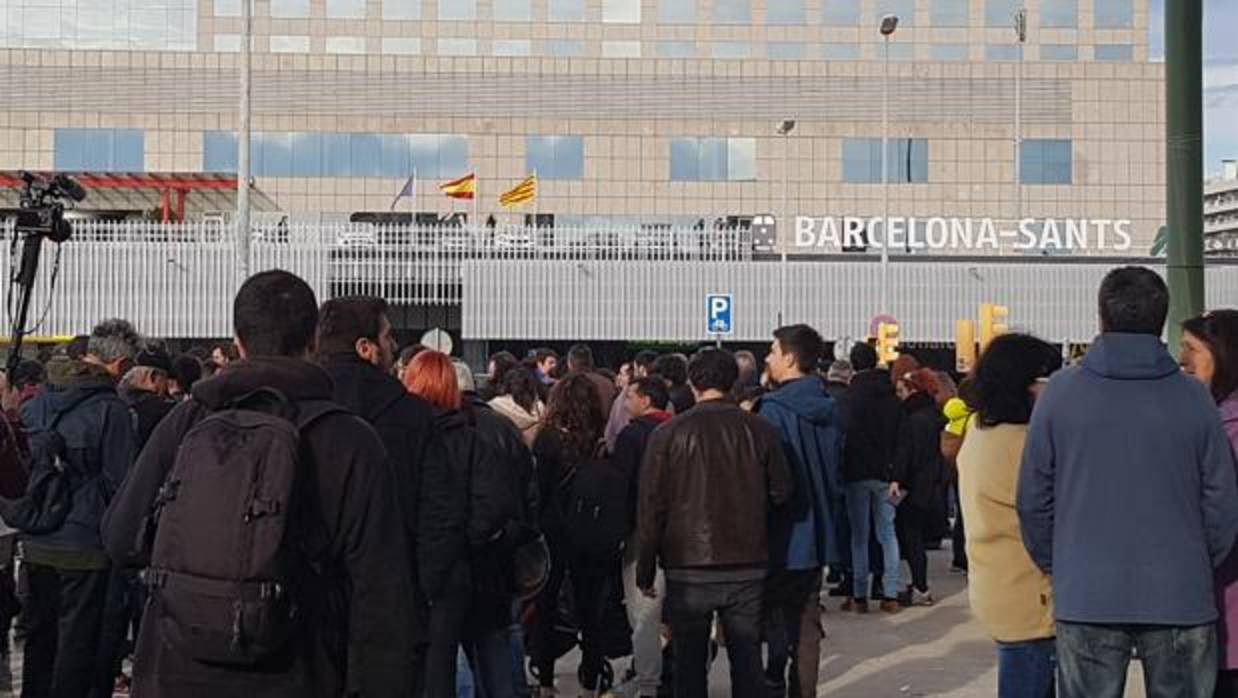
[1149, 0, 1238, 176]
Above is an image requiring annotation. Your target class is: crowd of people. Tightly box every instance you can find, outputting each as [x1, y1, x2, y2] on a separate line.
[0, 265, 1235, 698]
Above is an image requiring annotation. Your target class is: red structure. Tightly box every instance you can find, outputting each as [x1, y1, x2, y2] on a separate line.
[0, 172, 238, 222]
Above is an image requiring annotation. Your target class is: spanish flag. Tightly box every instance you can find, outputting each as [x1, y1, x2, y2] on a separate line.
[499, 174, 537, 208]
[440, 173, 476, 200]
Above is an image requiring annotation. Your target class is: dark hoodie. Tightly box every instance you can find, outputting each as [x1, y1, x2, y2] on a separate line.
[101, 358, 415, 698]
[1017, 333, 1238, 626]
[842, 369, 904, 484]
[759, 375, 844, 571]
[892, 391, 946, 512]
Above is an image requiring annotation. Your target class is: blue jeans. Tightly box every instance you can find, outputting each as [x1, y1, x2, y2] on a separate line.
[845, 480, 901, 600]
[508, 601, 530, 698]
[1056, 621, 1216, 698]
[997, 638, 1055, 698]
[457, 647, 476, 698]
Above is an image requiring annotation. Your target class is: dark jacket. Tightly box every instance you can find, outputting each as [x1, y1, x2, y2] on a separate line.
[612, 412, 672, 531]
[636, 399, 792, 588]
[101, 358, 415, 698]
[1017, 333, 1238, 626]
[842, 369, 904, 484]
[668, 384, 696, 416]
[23, 361, 136, 569]
[462, 393, 537, 530]
[893, 391, 946, 512]
[119, 384, 176, 451]
[759, 376, 844, 571]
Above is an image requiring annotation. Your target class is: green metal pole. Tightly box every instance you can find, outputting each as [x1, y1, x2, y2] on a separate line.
[1165, 0, 1204, 353]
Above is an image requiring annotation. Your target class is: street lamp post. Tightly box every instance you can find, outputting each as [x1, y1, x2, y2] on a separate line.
[879, 14, 898, 315]
[1014, 8, 1027, 251]
[237, 0, 252, 280]
[776, 119, 796, 327]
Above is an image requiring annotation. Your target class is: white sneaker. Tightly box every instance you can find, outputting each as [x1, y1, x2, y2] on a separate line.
[911, 588, 934, 606]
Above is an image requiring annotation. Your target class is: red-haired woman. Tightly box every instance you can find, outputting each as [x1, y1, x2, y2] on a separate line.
[892, 368, 947, 607]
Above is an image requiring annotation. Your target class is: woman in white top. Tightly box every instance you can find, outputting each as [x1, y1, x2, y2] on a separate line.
[489, 366, 546, 449]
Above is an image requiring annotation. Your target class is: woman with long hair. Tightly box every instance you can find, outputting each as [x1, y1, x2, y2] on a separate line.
[891, 368, 946, 607]
[489, 367, 547, 449]
[956, 333, 1061, 698]
[1180, 310, 1238, 698]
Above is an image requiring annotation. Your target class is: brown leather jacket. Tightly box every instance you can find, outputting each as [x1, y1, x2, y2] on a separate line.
[635, 399, 791, 587]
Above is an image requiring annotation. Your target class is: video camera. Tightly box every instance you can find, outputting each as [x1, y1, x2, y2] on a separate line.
[13, 171, 86, 243]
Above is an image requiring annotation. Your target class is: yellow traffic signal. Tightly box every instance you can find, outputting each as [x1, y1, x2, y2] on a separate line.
[955, 319, 976, 373]
[876, 322, 900, 366]
[979, 303, 1009, 351]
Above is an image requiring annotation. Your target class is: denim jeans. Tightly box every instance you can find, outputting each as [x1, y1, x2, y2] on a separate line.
[1057, 621, 1217, 698]
[997, 638, 1055, 698]
[845, 480, 901, 600]
[665, 576, 764, 698]
[507, 601, 530, 698]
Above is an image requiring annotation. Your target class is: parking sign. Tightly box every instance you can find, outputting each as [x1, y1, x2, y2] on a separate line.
[707, 293, 733, 335]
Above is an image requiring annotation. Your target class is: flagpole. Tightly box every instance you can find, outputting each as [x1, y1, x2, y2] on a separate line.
[473, 170, 479, 240]
[412, 167, 417, 214]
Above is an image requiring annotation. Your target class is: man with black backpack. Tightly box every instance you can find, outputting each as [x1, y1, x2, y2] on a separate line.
[102, 271, 415, 698]
[17, 319, 140, 698]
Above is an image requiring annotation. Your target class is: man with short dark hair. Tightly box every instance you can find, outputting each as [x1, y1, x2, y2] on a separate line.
[567, 343, 617, 420]
[1018, 267, 1238, 697]
[20, 319, 140, 698]
[531, 348, 558, 386]
[604, 350, 661, 452]
[103, 271, 415, 698]
[652, 353, 695, 415]
[759, 324, 842, 698]
[636, 348, 791, 698]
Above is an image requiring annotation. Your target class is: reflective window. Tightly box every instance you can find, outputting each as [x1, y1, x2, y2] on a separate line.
[766, 0, 804, 25]
[1020, 139, 1072, 184]
[1094, 0, 1132, 28]
[1041, 43, 1077, 60]
[657, 40, 696, 57]
[713, 0, 750, 24]
[984, 0, 1020, 27]
[603, 0, 640, 22]
[1095, 44, 1133, 62]
[669, 137, 756, 182]
[214, 34, 241, 52]
[822, 0, 860, 25]
[383, 0, 421, 20]
[658, 0, 696, 23]
[326, 36, 365, 53]
[821, 43, 860, 59]
[712, 41, 751, 58]
[203, 131, 238, 173]
[885, 42, 916, 60]
[767, 42, 805, 59]
[602, 40, 641, 57]
[493, 39, 531, 55]
[382, 37, 422, 54]
[326, 0, 366, 18]
[271, 0, 310, 18]
[270, 35, 310, 52]
[842, 138, 928, 184]
[55, 128, 145, 172]
[439, 0, 477, 20]
[549, 0, 585, 21]
[215, 0, 242, 17]
[1041, 0, 1076, 28]
[931, 0, 969, 27]
[203, 131, 469, 178]
[437, 38, 477, 55]
[930, 43, 969, 60]
[0, 0, 197, 51]
[548, 39, 586, 56]
[985, 43, 1022, 60]
[526, 136, 585, 180]
[877, 0, 915, 25]
[494, 0, 531, 20]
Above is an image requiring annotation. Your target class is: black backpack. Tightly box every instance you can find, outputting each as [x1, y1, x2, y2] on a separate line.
[0, 403, 85, 535]
[144, 389, 342, 667]
[558, 445, 631, 556]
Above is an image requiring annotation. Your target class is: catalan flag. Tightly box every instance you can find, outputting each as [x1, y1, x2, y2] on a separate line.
[439, 173, 476, 200]
[499, 174, 537, 208]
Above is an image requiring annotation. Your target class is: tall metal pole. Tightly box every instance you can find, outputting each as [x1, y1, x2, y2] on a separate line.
[1165, 0, 1204, 351]
[779, 131, 788, 327]
[237, 0, 253, 281]
[1014, 9, 1026, 249]
[881, 35, 890, 314]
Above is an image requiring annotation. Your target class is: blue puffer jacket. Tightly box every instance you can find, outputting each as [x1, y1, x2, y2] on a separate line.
[21, 361, 136, 568]
[759, 375, 845, 571]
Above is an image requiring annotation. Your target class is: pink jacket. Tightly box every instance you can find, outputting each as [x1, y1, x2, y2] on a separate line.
[1215, 392, 1238, 668]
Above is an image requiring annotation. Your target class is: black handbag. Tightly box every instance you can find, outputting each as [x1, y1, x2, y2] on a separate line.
[0, 428, 70, 535]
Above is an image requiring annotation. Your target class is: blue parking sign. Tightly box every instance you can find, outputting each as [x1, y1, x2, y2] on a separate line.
[707, 294, 733, 335]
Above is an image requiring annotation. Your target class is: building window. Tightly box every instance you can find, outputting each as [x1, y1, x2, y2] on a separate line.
[822, 43, 860, 59]
[766, 0, 804, 25]
[383, 0, 421, 20]
[984, 0, 1020, 27]
[822, 0, 860, 25]
[603, 0, 640, 22]
[325, 36, 365, 53]
[547, 39, 586, 56]
[657, 40, 696, 57]
[985, 43, 1022, 61]
[493, 39, 531, 55]
[381, 37, 422, 54]
[931, 0, 969, 27]
[930, 43, 969, 61]
[670, 137, 756, 182]
[1020, 139, 1072, 185]
[885, 43, 916, 60]
[1040, 43, 1077, 60]
[549, 0, 586, 21]
[842, 138, 928, 184]
[439, 0, 477, 20]
[2, 0, 198, 52]
[494, 0, 531, 20]
[55, 128, 144, 172]
[214, 34, 242, 52]
[204, 131, 469, 178]
[767, 42, 805, 59]
[1041, 0, 1076, 28]
[215, 0, 242, 17]
[712, 41, 752, 58]
[270, 35, 310, 52]
[1095, 44, 1133, 62]
[713, 0, 750, 24]
[1094, 0, 1133, 28]
[270, 0, 310, 18]
[326, 0, 366, 18]
[602, 40, 641, 57]
[526, 136, 585, 180]
[877, 0, 915, 26]
[437, 38, 477, 55]
[658, 0, 696, 23]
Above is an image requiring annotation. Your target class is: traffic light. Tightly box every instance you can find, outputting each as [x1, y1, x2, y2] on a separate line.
[979, 303, 1009, 351]
[955, 319, 976, 373]
[876, 322, 900, 366]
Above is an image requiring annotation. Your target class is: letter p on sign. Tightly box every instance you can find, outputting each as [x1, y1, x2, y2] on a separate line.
[707, 293, 733, 335]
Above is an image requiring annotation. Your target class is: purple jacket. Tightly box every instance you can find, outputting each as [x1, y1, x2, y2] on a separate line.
[1216, 393, 1238, 668]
